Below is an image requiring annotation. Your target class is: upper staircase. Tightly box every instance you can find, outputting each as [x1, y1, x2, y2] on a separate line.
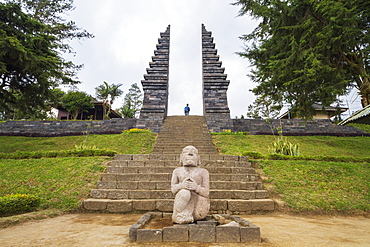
[83, 116, 275, 214]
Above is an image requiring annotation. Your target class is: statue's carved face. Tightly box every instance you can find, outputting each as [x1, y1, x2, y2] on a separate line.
[180, 146, 200, 167]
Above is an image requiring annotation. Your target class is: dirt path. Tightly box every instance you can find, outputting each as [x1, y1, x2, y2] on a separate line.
[0, 213, 369, 246]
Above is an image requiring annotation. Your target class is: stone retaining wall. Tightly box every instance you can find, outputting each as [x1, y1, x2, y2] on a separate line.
[232, 119, 369, 137]
[0, 119, 136, 137]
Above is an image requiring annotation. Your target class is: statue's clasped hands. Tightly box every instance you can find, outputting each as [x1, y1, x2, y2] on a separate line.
[182, 177, 198, 191]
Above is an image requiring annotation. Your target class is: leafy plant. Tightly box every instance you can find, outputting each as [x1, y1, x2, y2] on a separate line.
[268, 137, 300, 156]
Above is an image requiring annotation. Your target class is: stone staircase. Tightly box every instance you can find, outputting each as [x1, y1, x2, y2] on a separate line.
[152, 116, 216, 155]
[83, 116, 275, 214]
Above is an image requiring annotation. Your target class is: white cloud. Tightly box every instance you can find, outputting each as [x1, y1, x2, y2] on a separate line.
[64, 0, 258, 116]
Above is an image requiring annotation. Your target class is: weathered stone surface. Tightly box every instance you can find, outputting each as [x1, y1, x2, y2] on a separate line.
[156, 200, 173, 211]
[172, 146, 210, 224]
[189, 225, 216, 242]
[163, 226, 188, 242]
[136, 229, 162, 242]
[129, 223, 141, 242]
[216, 226, 240, 242]
[132, 200, 156, 211]
[251, 199, 275, 211]
[83, 199, 107, 210]
[228, 200, 252, 212]
[240, 226, 261, 242]
[106, 200, 132, 212]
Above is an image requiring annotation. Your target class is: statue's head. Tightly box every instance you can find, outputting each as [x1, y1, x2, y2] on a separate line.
[180, 145, 200, 167]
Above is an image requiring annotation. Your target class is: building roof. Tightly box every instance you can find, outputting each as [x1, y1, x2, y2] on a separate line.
[338, 104, 370, 125]
[278, 103, 348, 119]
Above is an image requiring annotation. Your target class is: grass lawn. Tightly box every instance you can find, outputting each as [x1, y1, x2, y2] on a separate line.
[213, 135, 370, 157]
[259, 160, 370, 214]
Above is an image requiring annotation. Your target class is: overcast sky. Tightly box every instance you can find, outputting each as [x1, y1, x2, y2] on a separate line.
[64, 0, 362, 119]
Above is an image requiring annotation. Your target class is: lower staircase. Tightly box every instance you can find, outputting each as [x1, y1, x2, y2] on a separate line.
[83, 116, 275, 214]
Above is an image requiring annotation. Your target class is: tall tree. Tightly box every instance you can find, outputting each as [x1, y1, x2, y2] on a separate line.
[61, 91, 93, 120]
[120, 83, 143, 119]
[233, 0, 370, 119]
[0, 1, 92, 119]
[95, 81, 123, 119]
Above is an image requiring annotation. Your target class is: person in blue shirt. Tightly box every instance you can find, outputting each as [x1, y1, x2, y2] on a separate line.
[184, 104, 190, 115]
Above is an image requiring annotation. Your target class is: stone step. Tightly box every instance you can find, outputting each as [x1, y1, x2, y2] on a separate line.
[100, 173, 258, 183]
[89, 189, 269, 200]
[97, 181, 263, 190]
[106, 166, 255, 174]
[113, 154, 248, 161]
[108, 160, 252, 168]
[83, 198, 275, 214]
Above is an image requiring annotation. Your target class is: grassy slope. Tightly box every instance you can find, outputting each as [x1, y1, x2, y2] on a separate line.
[213, 134, 370, 214]
[0, 132, 369, 215]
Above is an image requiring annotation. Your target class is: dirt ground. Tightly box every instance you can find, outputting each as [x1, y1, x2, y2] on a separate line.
[0, 213, 369, 247]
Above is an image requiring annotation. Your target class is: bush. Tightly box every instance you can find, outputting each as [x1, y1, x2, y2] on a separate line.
[0, 194, 40, 216]
[0, 149, 116, 159]
[242, 151, 265, 159]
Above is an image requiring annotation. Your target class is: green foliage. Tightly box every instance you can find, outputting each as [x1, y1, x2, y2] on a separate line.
[61, 91, 94, 120]
[234, 0, 370, 117]
[268, 137, 300, 156]
[211, 130, 250, 135]
[0, 1, 92, 119]
[119, 83, 143, 119]
[0, 194, 40, 216]
[0, 149, 116, 159]
[247, 94, 283, 119]
[348, 123, 370, 133]
[95, 81, 123, 119]
[260, 160, 370, 213]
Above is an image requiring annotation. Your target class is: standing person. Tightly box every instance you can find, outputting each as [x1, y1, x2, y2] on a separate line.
[184, 104, 190, 116]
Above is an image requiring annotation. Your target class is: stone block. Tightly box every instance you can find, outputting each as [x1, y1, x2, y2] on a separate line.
[106, 167, 124, 173]
[101, 174, 116, 182]
[116, 174, 135, 182]
[106, 200, 132, 212]
[83, 199, 107, 210]
[210, 199, 228, 211]
[255, 190, 269, 199]
[163, 226, 188, 242]
[155, 181, 170, 189]
[129, 190, 151, 199]
[133, 154, 149, 160]
[90, 189, 107, 199]
[107, 190, 129, 199]
[228, 200, 252, 212]
[216, 226, 240, 242]
[240, 226, 261, 242]
[136, 229, 162, 242]
[117, 181, 138, 190]
[133, 200, 156, 211]
[137, 167, 155, 174]
[251, 199, 275, 211]
[138, 182, 155, 190]
[189, 225, 215, 242]
[122, 167, 138, 173]
[233, 190, 255, 200]
[129, 223, 141, 242]
[156, 200, 173, 211]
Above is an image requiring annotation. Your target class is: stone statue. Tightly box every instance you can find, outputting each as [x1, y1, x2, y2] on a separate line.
[171, 146, 210, 224]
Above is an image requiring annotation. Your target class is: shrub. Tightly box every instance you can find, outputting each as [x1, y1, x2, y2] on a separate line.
[122, 128, 152, 133]
[0, 194, 40, 216]
[242, 151, 265, 159]
[268, 137, 300, 156]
